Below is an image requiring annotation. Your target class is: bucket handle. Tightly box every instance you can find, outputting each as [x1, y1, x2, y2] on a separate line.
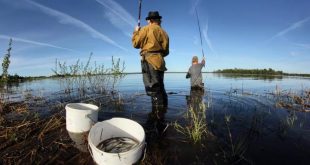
[141, 142, 147, 162]
[88, 144, 94, 158]
[86, 114, 97, 124]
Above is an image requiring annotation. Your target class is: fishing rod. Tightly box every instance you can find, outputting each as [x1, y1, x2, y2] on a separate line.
[195, 8, 205, 58]
[137, 0, 142, 27]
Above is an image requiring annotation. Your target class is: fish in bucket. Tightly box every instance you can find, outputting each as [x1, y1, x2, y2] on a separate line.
[88, 118, 146, 165]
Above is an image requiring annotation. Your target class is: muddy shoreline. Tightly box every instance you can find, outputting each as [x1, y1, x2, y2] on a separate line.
[0, 101, 94, 164]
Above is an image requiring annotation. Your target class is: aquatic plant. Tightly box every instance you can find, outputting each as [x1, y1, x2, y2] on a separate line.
[174, 106, 208, 144]
[110, 56, 126, 91]
[218, 113, 253, 164]
[173, 89, 210, 144]
[274, 86, 310, 112]
[52, 53, 126, 97]
[111, 56, 125, 77]
[277, 111, 299, 138]
[1, 38, 12, 82]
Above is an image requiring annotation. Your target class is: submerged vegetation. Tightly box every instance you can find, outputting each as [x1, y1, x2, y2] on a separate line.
[174, 89, 210, 144]
[274, 87, 310, 112]
[174, 106, 208, 144]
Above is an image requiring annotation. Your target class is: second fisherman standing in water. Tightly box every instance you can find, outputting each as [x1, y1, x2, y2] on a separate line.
[186, 56, 205, 90]
[132, 11, 169, 107]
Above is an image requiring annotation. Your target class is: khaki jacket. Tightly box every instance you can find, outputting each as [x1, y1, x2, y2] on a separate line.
[132, 24, 169, 71]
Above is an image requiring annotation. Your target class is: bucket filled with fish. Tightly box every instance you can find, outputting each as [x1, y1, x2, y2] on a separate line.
[88, 117, 146, 165]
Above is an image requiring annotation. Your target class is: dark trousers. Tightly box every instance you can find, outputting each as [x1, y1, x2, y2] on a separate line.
[141, 60, 168, 107]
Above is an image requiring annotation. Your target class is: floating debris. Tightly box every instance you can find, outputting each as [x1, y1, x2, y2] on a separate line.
[96, 137, 139, 153]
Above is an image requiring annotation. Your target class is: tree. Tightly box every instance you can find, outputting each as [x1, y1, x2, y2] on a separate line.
[1, 38, 12, 82]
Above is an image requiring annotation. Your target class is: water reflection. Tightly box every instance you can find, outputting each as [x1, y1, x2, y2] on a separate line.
[186, 87, 205, 114]
[67, 131, 89, 152]
[179, 87, 209, 144]
[214, 73, 283, 81]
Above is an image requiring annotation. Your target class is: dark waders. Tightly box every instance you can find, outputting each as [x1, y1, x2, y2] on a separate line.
[141, 58, 168, 107]
[141, 54, 169, 136]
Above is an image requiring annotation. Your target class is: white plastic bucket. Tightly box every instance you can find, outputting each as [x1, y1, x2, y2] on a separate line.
[66, 103, 99, 133]
[68, 131, 88, 152]
[88, 118, 146, 165]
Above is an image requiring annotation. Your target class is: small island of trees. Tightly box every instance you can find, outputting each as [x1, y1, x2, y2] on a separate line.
[214, 68, 310, 77]
[214, 68, 283, 75]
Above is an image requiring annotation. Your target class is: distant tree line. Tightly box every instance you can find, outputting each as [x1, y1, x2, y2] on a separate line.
[214, 68, 310, 77]
[214, 68, 283, 75]
[282, 73, 310, 77]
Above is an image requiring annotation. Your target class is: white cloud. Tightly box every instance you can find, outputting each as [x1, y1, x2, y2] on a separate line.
[96, 0, 136, 27]
[202, 21, 216, 56]
[95, 0, 136, 37]
[189, 0, 201, 14]
[269, 16, 310, 41]
[290, 51, 301, 57]
[26, 0, 127, 51]
[293, 43, 310, 49]
[0, 34, 78, 52]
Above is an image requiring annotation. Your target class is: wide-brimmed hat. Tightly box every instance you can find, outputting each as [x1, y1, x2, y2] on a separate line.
[145, 11, 162, 20]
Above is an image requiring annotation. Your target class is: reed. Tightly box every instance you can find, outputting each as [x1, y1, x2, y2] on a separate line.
[277, 111, 299, 138]
[174, 106, 208, 144]
[52, 54, 125, 98]
[173, 89, 210, 144]
[220, 113, 252, 164]
[0, 109, 73, 164]
[38, 113, 65, 142]
[274, 86, 310, 112]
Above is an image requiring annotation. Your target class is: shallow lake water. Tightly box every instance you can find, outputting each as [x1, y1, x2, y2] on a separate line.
[2, 73, 310, 164]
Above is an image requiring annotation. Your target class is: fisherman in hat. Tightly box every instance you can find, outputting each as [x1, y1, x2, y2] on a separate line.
[132, 11, 169, 107]
[186, 56, 205, 90]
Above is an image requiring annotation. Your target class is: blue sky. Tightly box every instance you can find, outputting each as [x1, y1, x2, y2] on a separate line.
[0, 0, 310, 76]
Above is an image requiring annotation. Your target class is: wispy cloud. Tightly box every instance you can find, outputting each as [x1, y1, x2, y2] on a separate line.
[202, 21, 216, 55]
[289, 51, 303, 57]
[95, 0, 136, 37]
[9, 55, 59, 76]
[189, 0, 201, 14]
[0, 34, 77, 52]
[293, 43, 310, 49]
[269, 16, 310, 41]
[26, 0, 127, 51]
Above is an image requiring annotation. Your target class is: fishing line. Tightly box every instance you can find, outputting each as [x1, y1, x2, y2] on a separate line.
[195, 8, 205, 58]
